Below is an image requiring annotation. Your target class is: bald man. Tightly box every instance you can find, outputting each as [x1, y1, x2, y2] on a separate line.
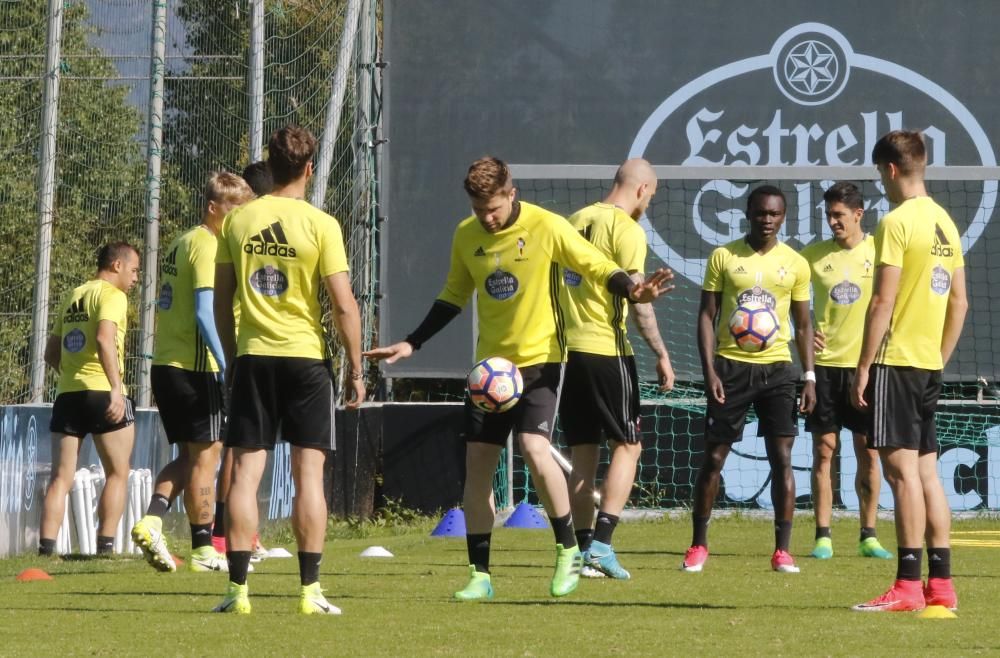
[559, 159, 674, 579]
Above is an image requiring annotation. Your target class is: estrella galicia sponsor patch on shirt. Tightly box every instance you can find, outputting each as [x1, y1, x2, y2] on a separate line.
[829, 280, 862, 305]
[736, 286, 776, 309]
[63, 328, 86, 353]
[930, 265, 951, 295]
[158, 282, 173, 310]
[563, 268, 582, 287]
[249, 265, 289, 296]
[485, 269, 518, 300]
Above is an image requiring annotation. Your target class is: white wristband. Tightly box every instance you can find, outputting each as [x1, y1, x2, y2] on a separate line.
[803, 370, 816, 383]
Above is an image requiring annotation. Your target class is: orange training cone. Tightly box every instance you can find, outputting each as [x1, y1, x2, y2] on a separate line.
[16, 568, 53, 582]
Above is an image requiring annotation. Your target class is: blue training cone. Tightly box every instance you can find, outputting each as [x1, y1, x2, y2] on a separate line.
[431, 507, 466, 537]
[503, 502, 549, 529]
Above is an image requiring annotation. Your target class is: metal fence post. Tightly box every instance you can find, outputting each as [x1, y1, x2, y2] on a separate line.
[248, 0, 265, 162]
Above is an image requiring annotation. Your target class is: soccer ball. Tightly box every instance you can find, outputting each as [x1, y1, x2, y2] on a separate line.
[467, 356, 523, 413]
[728, 301, 779, 352]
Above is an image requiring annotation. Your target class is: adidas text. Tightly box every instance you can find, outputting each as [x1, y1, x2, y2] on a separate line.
[244, 242, 297, 258]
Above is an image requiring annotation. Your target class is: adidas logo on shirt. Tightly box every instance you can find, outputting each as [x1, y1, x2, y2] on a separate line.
[823, 263, 834, 272]
[734, 265, 747, 274]
[931, 224, 953, 257]
[244, 221, 297, 258]
[162, 246, 179, 276]
[64, 298, 89, 323]
[474, 246, 486, 257]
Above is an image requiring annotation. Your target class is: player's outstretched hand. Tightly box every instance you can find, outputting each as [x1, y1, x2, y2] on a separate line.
[629, 268, 675, 303]
[851, 366, 869, 410]
[105, 389, 126, 424]
[813, 330, 827, 354]
[657, 356, 675, 392]
[363, 341, 414, 365]
[799, 380, 817, 414]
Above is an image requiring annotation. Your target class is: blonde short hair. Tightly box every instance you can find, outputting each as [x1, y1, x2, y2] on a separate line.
[204, 171, 254, 212]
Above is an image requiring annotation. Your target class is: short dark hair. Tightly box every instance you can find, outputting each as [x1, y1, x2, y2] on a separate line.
[241, 161, 273, 196]
[746, 184, 786, 212]
[871, 130, 926, 176]
[822, 181, 864, 210]
[267, 125, 316, 186]
[463, 156, 512, 200]
[96, 241, 137, 272]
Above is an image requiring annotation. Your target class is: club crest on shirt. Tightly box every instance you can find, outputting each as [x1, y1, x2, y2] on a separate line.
[830, 280, 862, 305]
[63, 328, 86, 353]
[249, 265, 289, 296]
[563, 268, 582, 287]
[930, 265, 951, 295]
[737, 286, 776, 309]
[158, 282, 173, 310]
[485, 269, 518, 300]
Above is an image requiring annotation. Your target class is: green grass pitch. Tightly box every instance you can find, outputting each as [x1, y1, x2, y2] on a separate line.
[2, 515, 999, 656]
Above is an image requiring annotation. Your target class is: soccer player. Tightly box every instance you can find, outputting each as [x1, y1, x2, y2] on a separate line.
[364, 156, 673, 601]
[38, 242, 140, 556]
[211, 125, 366, 615]
[682, 185, 816, 574]
[131, 172, 255, 573]
[242, 160, 273, 196]
[851, 131, 966, 612]
[559, 158, 674, 580]
[801, 182, 892, 561]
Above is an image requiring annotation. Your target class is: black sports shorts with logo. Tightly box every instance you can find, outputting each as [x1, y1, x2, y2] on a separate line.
[151, 365, 225, 444]
[226, 355, 335, 450]
[559, 351, 641, 446]
[464, 362, 563, 446]
[805, 364, 869, 435]
[705, 356, 798, 444]
[50, 390, 135, 437]
[864, 364, 941, 452]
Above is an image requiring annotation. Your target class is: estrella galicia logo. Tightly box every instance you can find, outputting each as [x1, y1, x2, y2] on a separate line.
[930, 265, 951, 295]
[830, 280, 862, 305]
[63, 328, 86, 353]
[245, 221, 297, 258]
[158, 282, 173, 310]
[563, 268, 582, 287]
[249, 265, 289, 296]
[485, 269, 518, 300]
[737, 286, 776, 309]
[629, 22, 996, 284]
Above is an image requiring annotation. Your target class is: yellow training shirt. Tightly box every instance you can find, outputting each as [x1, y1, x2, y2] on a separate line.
[437, 201, 624, 368]
[561, 203, 646, 356]
[217, 195, 349, 359]
[153, 225, 219, 372]
[51, 279, 128, 394]
[874, 197, 964, 370]
[704, 238, 811, 364]
[801, 234, 875, 367]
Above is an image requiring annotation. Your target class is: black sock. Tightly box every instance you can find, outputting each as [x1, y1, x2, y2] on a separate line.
[593, 512, 620, 545]
[692, 515, 710, 547]
[96, 536, 115, 555]
[212, 503, 226, 537]
[815, 526, 832, 540]
[39, 538, 56, 556]
[575, 528, 594, 553]
[466, 533, 491, 573]
[774, 520, 792, 552]
[146, 493, 170, 518]
[298, 551, 323, 586]
[896, 547, 923, 581]
[549, 513, 576, 549]
[227, 550, 252, 585]
[927, 547, 951, 580]
[860, 526, 876, 542]
[190, 523, 213, 550]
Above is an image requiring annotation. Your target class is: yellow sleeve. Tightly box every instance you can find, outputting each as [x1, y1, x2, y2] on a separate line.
[436, 228, 474, 309]
[703, 247, 726, 292]
[189, 234, 217, 290]
[551, 214, 621, 283]
[319, 215, 350, 277]
[216, 217, 233, 265]
[96, 287, 127, 325]
[792, 254, 811, 302]
[948, 223, 965, 269]
[616, 221, 647, 274]
[875, 215, 906, 268]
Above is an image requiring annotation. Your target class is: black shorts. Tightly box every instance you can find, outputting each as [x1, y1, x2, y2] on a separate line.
[705, 357, 798, 443]
[151, 365, 225, 444]
[805, 365, 870, 435]
[864, 364, 941, 452]
[226, 355, 335, 451]
[50, 390, 135, 438]
[559, 351, 641, 445]
[464, 362, 563, 446]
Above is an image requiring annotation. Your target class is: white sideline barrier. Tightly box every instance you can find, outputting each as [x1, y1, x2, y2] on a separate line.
[57, 468, 151, 555]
